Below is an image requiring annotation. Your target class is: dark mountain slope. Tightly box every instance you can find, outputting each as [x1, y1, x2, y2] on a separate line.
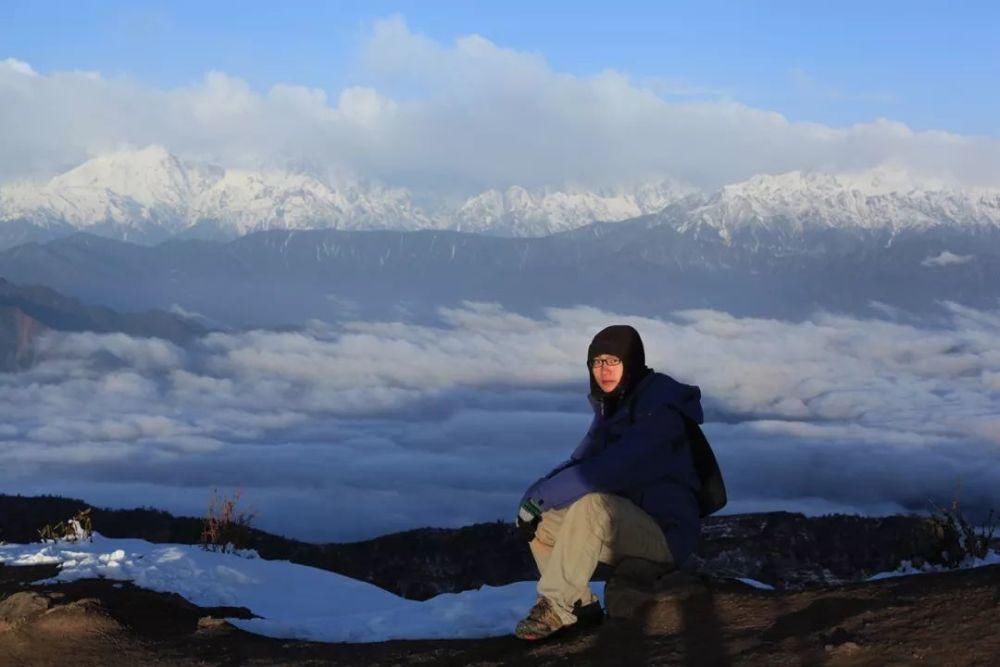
[0, 277, 206, 371]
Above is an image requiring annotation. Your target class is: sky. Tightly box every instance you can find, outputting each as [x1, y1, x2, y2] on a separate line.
[2, 2, 1000, 190]
[4, 1, 999, 135]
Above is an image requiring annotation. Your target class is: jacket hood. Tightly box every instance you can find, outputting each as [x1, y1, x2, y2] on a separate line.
[646, 372, 704, 424]
[587, 324, 651, 412]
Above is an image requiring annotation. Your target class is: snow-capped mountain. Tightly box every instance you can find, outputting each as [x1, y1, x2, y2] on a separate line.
[0, 147, 695, 244]
[0, 147, 215, 230]
[0, 146, 440, 239]
[676, 168, 1000, 241]
[192, 170, 436, 235]
[454, 181, 698, 236]
[3, 147, 1000, 250]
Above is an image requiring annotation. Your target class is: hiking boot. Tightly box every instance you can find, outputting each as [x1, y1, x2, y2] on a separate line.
[571, 598, 605, 630]
[514, 596, 571, 641]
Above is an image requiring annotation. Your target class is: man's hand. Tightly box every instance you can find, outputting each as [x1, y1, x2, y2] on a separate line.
[516, 498, 543, 541]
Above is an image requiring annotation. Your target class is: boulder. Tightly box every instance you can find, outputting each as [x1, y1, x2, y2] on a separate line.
[0, 591, 52, 630]
[604, 557, 709, 620]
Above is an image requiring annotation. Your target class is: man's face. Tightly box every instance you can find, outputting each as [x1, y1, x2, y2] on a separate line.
[591, 354, 624, 394]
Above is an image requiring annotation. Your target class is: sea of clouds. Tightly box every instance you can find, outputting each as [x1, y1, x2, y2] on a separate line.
[2, 301, 998, 542]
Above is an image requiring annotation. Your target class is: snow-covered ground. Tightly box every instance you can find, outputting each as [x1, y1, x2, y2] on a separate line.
[0, 532, 603, 643]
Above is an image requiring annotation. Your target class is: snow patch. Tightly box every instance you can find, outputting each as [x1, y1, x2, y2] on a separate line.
[733, 577, 776, 590]
[0, 532, 602, 642]
[921, 251, 974, 267]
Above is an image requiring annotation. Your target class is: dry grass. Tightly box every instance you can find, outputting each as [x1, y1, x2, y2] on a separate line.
[199, 488, 256, 553]
[37, 508, 93, 543]
[928, 496, 997, 566]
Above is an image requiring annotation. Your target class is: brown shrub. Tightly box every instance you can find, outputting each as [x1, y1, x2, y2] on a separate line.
[37, 508, 93, 543]
[199, 488, 255, 553]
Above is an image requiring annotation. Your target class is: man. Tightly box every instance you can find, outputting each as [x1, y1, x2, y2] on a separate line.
[514, 324, 704, 641]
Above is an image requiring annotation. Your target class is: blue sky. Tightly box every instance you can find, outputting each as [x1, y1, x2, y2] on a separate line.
[4, 0, 998, 136]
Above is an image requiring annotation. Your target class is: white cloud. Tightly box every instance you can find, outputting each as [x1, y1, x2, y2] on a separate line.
[2, 303, 999, 540]
[2, 18, 1000, 190]
[2, 58, 37, 77]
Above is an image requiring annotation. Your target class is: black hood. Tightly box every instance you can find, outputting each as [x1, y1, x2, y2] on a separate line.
[587, 324, 652, 413]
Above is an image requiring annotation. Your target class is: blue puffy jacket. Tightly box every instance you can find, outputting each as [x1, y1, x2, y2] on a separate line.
[521, 371, 703, 565]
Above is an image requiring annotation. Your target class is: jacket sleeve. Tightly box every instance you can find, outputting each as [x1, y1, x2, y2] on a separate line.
[519, 460, 571, 507]
[532, 406, 689, 510]
[518, 414, 600, 506]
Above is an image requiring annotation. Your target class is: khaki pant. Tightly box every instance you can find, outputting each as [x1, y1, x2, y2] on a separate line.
[530, 492, 673, 623]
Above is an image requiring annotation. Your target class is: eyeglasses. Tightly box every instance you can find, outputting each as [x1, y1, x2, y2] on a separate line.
[589, 357, 622, 368]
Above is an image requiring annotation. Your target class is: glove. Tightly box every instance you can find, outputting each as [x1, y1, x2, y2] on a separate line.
[516, 498, 544, 541]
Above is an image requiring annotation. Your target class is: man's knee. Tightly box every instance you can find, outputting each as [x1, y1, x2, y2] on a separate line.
[533, 523, 553, 548]
[569, 493, 616, 529]
[533, 508, 564, 546]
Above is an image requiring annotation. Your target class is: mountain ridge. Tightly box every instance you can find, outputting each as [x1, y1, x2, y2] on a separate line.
[0, 146, 691, 243]
[6, 147, 999, 250]
[1, 222, 997, 328]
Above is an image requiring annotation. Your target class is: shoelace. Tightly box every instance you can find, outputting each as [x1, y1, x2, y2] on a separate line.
[526, 597, 552, 622]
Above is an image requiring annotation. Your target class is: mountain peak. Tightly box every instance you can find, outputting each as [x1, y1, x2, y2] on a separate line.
[51, 145, 200, 207]
[453, 180, 696, 236]
[723, 166, 970, 198]
[63, 145, 183, 178]
[690, 167, 1000, 233]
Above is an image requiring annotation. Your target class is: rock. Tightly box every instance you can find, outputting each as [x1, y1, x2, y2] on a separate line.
[826, 641, 863, 657]
[30, 597, 120, 639]
[0, 591, 52, 628]
[604, 557, 708, 620]
[197, 616, 229, 631]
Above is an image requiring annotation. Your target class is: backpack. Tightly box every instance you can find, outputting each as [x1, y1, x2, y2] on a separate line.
[627, 398, 728, 518]
[680, 416, 728, 518]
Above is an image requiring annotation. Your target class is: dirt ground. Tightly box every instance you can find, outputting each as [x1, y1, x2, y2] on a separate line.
[1, 562, 998, 666]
